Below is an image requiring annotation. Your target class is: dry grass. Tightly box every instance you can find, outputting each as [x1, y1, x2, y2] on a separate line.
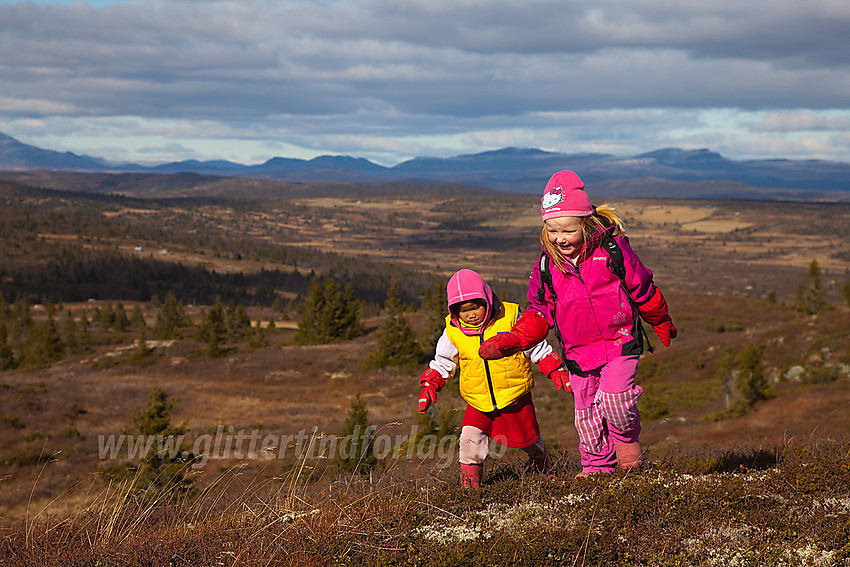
[2, 188, 850, 564]
[2, 435, 848, 566]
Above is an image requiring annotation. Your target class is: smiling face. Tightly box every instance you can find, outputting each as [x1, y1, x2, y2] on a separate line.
[544, 216, 585, 260]
[456, 300, 487, 326]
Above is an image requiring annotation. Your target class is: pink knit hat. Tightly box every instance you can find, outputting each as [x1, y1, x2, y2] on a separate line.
[446, 269, 493, 336]
[540, 170, 593, 220]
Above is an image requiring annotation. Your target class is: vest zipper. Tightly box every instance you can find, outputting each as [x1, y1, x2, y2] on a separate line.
[480, 334, 499, 411]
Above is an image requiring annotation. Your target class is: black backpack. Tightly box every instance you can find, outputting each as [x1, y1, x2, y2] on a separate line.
[535, 232, 653, 373]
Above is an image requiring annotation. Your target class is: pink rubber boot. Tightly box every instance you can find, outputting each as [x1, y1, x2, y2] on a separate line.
[460, 463, 483, 489]
[615, 442, 644, 470]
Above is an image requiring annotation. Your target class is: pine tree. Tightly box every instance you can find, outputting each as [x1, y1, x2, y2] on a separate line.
[248, 320, 270, 348]
[78, 312, 92, 353]
[0, 293, 9, 321]
[200, 301, 226, 357]
[62, 315, 82, 355]
[363, 278, 422, 371]
[130, 305, 146, 329]
[43, 296, 56, 318]
[154, 292, 191, 340]
[294, 276, 363, 344]
[131, 317, 153, 361]
[334, 282, 363, 341]
[734, 344, 771, 406]
[12, 298, 32, 338]
[794, 259, 828, 315]
[293, 277, 324, 343]
[22, 316, 64, 367]
[226, 302, 251, 342]
[334, 394, 377, 474]
[422, 280, 447, 352]
[98, 303, 115, 330]
[713, 343, 771, 419]
[126, 387, 193, 499]
[113, 303, 130, 333]
[0, 324, 16, 371]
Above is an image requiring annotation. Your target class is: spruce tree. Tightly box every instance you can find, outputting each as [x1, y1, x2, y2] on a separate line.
[22, 316, 64, 367]
[78, 312, 92, 353]
[130, 305, 146, 329]
[0, 324, 16, 371]
[127, 387, 193, 499]
[248, 320, 270, 348]
[200, 301, 226, 357]
[794, 259, 828, 315]
[363, 278, 422, 371]
[334, 282, 363, 341]
[294, 276, 362, 344]
[131, 317, 153, 361]
[226, 302, 251, 342]
[98, 303, 115, 330]
[62, 315, 81, 355]
[294, 277, 324, 344]
[734, 344, 771, 406]
[422, 280, 447, 352]
[334, 394, 377, 474]
[113, 303, 130, 333]
[154, 291, 191, 340]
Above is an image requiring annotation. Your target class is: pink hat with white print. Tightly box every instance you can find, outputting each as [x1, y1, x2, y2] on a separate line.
[540, 170, 593, 220]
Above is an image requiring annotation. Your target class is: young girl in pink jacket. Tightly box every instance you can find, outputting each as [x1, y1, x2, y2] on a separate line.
[480, 170, 677, 477]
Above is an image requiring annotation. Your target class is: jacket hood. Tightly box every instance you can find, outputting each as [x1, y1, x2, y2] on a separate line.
[447, 269, 497, 336]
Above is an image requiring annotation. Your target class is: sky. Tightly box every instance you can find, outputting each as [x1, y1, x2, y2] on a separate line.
[1, 0, 849, 167]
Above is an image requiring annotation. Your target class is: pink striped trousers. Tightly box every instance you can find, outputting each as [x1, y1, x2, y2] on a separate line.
[571, 355, 642, 473]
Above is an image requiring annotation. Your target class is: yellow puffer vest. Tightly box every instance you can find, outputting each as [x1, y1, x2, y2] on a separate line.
[445, 301, 534, 412]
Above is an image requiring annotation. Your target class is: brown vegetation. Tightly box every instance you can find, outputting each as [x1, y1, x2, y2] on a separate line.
[1, 175, 849, 564]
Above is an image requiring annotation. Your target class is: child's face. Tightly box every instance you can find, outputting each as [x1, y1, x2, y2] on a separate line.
[545, 216, 584, 259]
[456, 300, 486, 326]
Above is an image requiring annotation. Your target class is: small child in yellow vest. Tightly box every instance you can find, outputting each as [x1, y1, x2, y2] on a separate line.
[418, 269, 569, 488]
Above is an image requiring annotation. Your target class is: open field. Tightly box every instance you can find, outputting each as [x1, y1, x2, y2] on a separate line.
[1, 177, 850, 564]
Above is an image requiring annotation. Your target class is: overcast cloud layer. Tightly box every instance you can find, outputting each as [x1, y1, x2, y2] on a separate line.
[1, 0, 849, 166]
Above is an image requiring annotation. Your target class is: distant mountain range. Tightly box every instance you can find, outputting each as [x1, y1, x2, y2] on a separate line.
[2, 131, 850, 200]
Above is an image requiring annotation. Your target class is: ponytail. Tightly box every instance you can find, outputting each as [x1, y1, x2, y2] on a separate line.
[539, 203, 626, 273]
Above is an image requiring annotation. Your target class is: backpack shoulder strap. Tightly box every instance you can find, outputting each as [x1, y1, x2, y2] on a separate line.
[600, 234, 654, 353]
[600, 234, 625, 280]
[536, 253, 556, 304]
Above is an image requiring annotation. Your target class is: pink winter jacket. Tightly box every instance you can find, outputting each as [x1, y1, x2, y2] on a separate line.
[526, 235, 656, 374]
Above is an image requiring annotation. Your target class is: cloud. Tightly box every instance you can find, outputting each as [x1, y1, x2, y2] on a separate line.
[754, 111, 850, 133]
[0, 0, 848, 164]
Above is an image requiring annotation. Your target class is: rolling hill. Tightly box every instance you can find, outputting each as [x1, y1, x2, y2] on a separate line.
[3, 131, 850, 200]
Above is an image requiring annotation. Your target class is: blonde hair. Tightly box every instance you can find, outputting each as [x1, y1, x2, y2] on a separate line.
[539, 204, 626, 273]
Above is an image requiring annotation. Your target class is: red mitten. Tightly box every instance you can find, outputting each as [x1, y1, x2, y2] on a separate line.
[478, 311, 550, 360]
[538, 352, 573, 394]
[638, 287, 678, 347]
[418, 368, 446, 413]
[652, 319, 677, 347]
